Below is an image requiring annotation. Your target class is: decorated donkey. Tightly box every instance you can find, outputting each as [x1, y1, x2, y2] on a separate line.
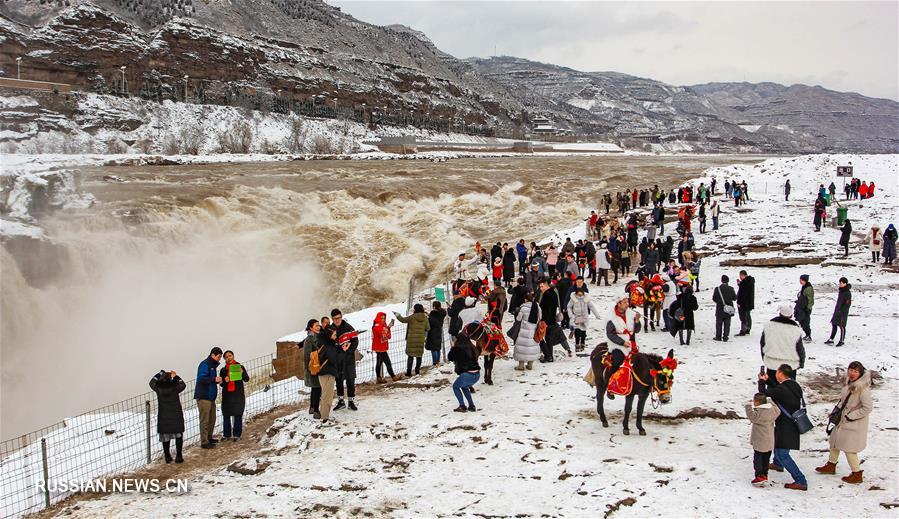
[587, 343, 678, 435]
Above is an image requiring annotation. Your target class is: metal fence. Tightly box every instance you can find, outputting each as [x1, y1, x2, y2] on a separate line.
[0, 284, 452, 519]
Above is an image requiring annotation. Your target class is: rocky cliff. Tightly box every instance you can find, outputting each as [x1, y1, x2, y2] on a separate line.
[1, 1, 896, 153]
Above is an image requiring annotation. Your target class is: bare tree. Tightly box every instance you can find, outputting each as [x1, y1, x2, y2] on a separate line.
[216, 120, 254, 154]
[309, 134, 335, 154]
[179, 123, 205, 155]
[284, 116, 306, 153]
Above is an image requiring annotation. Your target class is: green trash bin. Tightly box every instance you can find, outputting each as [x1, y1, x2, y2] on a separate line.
[825, 194, 831, 206]
[837, 207, 848, 226]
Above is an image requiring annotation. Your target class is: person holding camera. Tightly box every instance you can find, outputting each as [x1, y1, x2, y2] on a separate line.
[757, 364, 808, 491]
[149, 369, 186, 463]
[816, 361, 873, 484]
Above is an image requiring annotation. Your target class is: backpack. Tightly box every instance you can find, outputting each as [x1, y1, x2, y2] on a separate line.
[309, 346, 328, 376]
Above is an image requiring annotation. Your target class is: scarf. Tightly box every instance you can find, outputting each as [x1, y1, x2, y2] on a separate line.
[225, 359, 237, 392]
[614, 306, 638, 350]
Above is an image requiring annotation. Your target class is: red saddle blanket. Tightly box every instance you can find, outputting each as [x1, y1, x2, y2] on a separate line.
[604, 355, 634, 396]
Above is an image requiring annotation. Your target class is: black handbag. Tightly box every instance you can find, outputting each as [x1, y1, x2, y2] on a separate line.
[776, 395, 814, 435]
[826, 394, 851, 435]
[506, 319, 522, 341]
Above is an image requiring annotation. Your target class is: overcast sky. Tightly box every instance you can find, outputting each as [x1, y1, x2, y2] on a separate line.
[330, 1, 898, 100]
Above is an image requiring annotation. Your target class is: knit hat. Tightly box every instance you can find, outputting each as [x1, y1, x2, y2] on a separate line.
[799, 274, 809, 282]
[778, 304, 792, 317]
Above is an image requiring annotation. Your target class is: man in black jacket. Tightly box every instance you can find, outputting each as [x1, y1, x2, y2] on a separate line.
[537, 280, 569, 362]
[736, 270, 756, 336]
[330, 308, 359, 411]
[712, 275, 737, 341]
[757, 364, 808, 491]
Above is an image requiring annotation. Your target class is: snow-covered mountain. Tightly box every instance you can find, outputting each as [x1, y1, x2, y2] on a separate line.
[1, 1, 896, 153]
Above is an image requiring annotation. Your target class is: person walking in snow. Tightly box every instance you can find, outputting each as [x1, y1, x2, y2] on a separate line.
[758, 364, 808, 491]
[793, 275, 815, 342]
[883, 224, 898, 264]
[448, 324, 481, 412]
[745, 392, 780, 487]
[669, 286, 698, 346]
[513, 293, 542, 371]
[195, 347, 222, 449]
[813, 197, 826, 232]
[712, 274, 737, 342]
[538, 279, 570, 361]
[516, 240, 528, 276]
[815, 360, 873, 485]
[426, 301, 447, 366]
[567, 288, 600, 352]
[736, 270, 756, 336]
[150, 369, 186, 463]
[219, 350, 249, 441]
[825, 277, 851, 347]
[760, 305, 806, 382]
[784, 179, 791, 201]
[838, 218, 853, 257]
[395, 304, 431, 377]
[331, 308, 360, 411]
[865, 225, 882, 263]
[710, 200, 720, 231]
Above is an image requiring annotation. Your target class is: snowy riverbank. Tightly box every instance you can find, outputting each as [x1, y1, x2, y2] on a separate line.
[18, 154, 899, 517]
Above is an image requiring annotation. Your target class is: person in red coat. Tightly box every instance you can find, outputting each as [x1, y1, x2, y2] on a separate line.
[372, 312, 396, 382]
[859, 181, 868, 199]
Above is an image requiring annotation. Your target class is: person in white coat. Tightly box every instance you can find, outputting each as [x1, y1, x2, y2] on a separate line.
[513, 293, 542, 371]
[567, 289, 601, 352]
[596, 244, 613, 286]
[760, 304, 806, 382]
[453, 251, 472, 282]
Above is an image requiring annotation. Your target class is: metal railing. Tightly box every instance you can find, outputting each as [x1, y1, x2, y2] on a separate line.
[0, 285, 452, 519]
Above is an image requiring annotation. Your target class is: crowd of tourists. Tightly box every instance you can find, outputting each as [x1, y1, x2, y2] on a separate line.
[147, 173, 878, 493]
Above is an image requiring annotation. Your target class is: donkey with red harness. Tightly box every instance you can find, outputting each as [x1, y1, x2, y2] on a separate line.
[588, 345, 678, 435]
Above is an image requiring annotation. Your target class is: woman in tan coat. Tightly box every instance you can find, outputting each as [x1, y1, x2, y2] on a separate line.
[815, 361, 873, 484]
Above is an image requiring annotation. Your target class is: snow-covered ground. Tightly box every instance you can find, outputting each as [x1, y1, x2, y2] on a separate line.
[18, 154, 899, 517]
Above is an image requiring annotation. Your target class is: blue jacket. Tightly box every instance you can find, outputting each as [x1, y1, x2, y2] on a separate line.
[516, 243, 528, 260]
[194, 356, 221, 401]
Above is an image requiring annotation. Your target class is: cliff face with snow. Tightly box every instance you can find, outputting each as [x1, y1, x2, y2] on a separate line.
[1, 1, 897, 153]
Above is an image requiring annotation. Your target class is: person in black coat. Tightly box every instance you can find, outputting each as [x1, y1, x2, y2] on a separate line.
[758, 364, 808, 490]
[502, 248, 517, 289]
[149, 370, 186, 463]
[508, 278, 527, 317]
[490, 243, 502, 264]
[426, 301, 448, 365]
[826, 277, 852, 347]
[330, 308, 359, 411]
[316, 326, 341, 422]
[219, 350, 249, 441]
[537, 280, 570, 361]
[448, 292, 467, 338]
[669, 286, 698, 345]
[712, 275, 737, 341]
[448, 324, 481, 412]
[736, 270, 756, 336]
[838, 219, 852, 256]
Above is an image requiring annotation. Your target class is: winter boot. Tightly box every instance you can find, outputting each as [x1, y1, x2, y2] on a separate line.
[163, 441, 173, 464]
[815, 461, 837, 475]
[841, 471, 863, 484]
[515, 362, 526, 371]
[333, 399, 346, 411]
[784, 482, 807, 491]
[313, 411, 321, 420]
[453, 405, 467, 413]
[348, 399, 358, 411]
[526, 361, 534, 370]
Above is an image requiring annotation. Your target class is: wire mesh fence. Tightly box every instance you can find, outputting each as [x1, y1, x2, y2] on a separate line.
[0, 283, 453, 519]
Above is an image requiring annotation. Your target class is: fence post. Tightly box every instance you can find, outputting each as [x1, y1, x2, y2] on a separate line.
[40, 438, 50, 507]
[406, 278, 414, 313]
[145, 400, 151, 464]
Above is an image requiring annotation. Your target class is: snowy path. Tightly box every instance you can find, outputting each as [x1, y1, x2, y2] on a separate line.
[53, 154, 899, 517]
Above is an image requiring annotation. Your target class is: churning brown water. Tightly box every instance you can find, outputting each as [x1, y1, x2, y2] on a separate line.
[1, 154, 766, 438]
